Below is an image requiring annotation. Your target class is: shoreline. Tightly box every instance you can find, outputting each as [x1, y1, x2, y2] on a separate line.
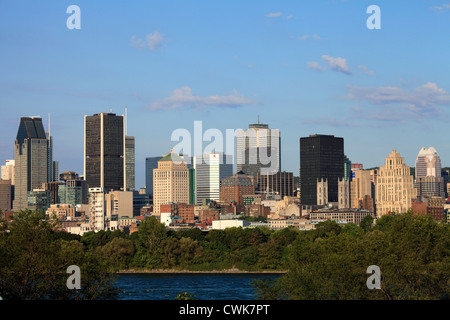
[117, 269, 287, 274]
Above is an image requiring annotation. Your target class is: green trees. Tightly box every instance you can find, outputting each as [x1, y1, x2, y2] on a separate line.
[0, 209, 118, 300]
[253, 213, 449, 300]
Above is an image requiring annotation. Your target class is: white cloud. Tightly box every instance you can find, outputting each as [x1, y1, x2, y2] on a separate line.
[357, 65, 375, 76]
[299, 34, 321, 41]
[307, 61, 324, 72]
[346, 82, 450, 119]
[431, 3, 450, 10]
[321, 55, 352, 75]
[131, 31, 166, 51]
[148, 86, 255, 110]
[266, 12, 282, 18]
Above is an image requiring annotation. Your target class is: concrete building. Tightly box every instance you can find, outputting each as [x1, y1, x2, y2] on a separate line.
[105, 190, 133, 219]
[212, 219, 249, 230]
[1, 160, 15, 185]
[46, 204, 76, 219]
[0, 179, 12, 212]
[236, 120, 281, 178]
[125, 136, 135, 191]
[350, 170, 374, 210]
[309, 209, 375, 225]
[376, 150, 416, 217]
[89, 187, 106, 231]
[153, 150, 190, 215]
[13, 117, 50, 211]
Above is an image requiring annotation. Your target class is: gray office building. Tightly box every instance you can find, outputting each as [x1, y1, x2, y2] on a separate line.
[13, 117, 50, 211]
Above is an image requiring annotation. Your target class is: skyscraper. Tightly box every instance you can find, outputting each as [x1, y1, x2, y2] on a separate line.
[145, 156, 163, 196]
[300, 134, 344, 206]
[415, 147, 444, 200]
[125, 136, 135, 191]
[193, 152, 233, 205]
[13, 117, 50, 211]
[84, 112, 125, 192]
[376, 150, 416, 217]
[236, 120, 281, 178]
[153, 150, 190, 215]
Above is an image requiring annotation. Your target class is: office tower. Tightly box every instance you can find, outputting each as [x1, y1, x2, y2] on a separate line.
[59, 171, 88, 207]
[84, 112, 125, 192]
[0, 180, 12, 212]
[1, 160, 15, 185]
[193, 152, 233, 205]
[300, 134, 344, 206]
[125, 136, 135, 191]
[415, 147, 444, 200]
[13, 117, 50, 211]
[189, 168, 195, 205]
[256, 171, 295, 198]
[376, 150, 416, 217]
[236, 120, 281, 178]
[351, 170, 374, 210]
[145, 156, 163, 196]
[153, 150, 190, 215]
[220, 171, 255, 206]
[52, 161, 59, 182]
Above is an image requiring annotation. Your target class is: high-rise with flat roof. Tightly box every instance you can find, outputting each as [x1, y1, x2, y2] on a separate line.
[193, 152, 233, 205]
[84, 112, 125, 192]
[153, 150, 190, 215]
[13, 117, 50, 211]
[300, 134, 344, 206]
[125, 136, 135, 191]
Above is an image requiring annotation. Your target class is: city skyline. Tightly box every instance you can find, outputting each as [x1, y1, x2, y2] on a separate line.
[1, 1, 450, 189]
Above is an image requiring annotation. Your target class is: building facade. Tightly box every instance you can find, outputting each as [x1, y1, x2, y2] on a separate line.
[13, 117, 50, 211]
[193, 152, 233, 205]
[376, 150, 416, 217]
[84, 112, 125, 192]
[236, 120, 281, 177]
[153, 151, 190, 215]
[300, 134, 344, 206]
[220, 172, 255, 206]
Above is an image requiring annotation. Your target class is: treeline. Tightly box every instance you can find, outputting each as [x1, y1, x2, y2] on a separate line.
[0, 210, 448, 300]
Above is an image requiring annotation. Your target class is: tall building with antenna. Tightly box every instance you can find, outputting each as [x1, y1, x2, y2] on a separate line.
[235, 117, 281, 178]
[124, 107, 135, 191]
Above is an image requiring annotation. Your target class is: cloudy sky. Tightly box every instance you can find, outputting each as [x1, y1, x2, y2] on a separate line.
[1, 0, 449, 188]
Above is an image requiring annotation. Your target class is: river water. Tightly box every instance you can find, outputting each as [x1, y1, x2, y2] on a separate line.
[114, 273, 282, 300]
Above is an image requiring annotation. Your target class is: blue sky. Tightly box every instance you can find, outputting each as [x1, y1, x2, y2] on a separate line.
[1, 0, 450, 189]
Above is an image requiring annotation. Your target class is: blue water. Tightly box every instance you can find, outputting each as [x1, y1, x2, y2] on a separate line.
[115, 273, 282, 300]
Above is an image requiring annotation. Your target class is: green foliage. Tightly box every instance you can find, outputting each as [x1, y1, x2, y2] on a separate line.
[254, 214, 449, 300]
[174, 292, 196, 300]
[0, 209, 118, 300]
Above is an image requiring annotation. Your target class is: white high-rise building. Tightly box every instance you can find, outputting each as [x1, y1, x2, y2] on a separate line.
[194, 152, 233, 205]
[236, 120, 281, 177]
[89, 187, 105, 231]
[1, 160, 15, 185]
[416, 147, 441, 178]
[415, 147, 444, 199]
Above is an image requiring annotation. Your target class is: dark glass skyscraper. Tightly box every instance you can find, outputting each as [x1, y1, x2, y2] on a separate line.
[13, 117, 50, 210]
[300, 134, 344, 205]
[84, 112, 125, 192]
